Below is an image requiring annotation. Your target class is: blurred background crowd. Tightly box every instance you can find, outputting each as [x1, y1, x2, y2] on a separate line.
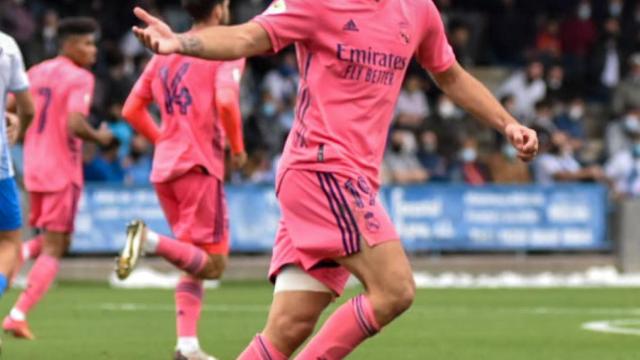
[2, 0, 640, 199]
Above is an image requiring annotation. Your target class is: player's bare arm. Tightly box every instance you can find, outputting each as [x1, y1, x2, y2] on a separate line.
[132, 7, 271, 59]
[431, 62, 538, 162]
[6, 91, 35, 140]
[67, 112, 113, 146]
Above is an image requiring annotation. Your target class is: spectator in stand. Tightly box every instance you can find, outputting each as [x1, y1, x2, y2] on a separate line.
[449, 20, 474, 67]
[83, 139, 125, 183]
[488, 0, 531, 65]
[255, 91, 286, 156]
[561, 0, 598, 59]
[605, 124, 640, 198]
[606, 108, 640, 157]
[545, 64, 568, 103]
[106, 101, 134, 159]
[417, 129, 448, 181]
[263, 51, 298, 104]
[124, 134, 152, 186]
[602, 0, 625, 20]
[384, 129, 429, 185]
[531, 99, 556, 133]
[536, 18, 562, 61]
[590, 17, 623, 101]
[612, 53, 640, 116]
[450, 137, 492, 185]
[554, 97, 587, 146]
[486, 140, 531, 184]
[498, 60, 546, 119]
[622, 2, 640, 53]
[396, 75, 429, 129]
[534, 130, 606, 185]
[26, 9, 59, 65]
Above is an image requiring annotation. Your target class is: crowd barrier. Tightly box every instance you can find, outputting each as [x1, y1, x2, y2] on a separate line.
[67, 183, 610, 254]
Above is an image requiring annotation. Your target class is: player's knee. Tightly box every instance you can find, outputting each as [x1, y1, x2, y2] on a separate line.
[197, 255, 227, 280]
[271, 312, 316, 346]
[375, 276, 415, 319]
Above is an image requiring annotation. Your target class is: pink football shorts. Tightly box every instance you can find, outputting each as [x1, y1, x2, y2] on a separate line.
[29, 183, 82, 233]
[269, 169, 399, 295]
[154, 169, 229, 255]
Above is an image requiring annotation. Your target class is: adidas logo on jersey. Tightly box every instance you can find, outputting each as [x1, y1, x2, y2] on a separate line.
[343, 19, 359, 32]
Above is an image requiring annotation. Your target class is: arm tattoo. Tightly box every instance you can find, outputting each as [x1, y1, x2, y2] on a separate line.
[177, 34, 204, 56]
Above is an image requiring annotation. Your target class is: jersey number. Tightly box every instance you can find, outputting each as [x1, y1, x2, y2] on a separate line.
[160, 63, 192, 115]
[36, 87, 52, 133]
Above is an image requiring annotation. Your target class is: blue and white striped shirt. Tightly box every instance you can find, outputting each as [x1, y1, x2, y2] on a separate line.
[0, 31, 30, 180]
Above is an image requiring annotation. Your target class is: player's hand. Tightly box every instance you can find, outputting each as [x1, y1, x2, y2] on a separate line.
[6, 112, 20, 146]
[96, 123, 114, 146]
[132, 7, 182, 55]
[505, 123, 538, 162]
[231, 151, 248, 169]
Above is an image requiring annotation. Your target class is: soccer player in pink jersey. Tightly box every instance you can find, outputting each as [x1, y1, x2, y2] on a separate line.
[132, 0, 539, 358]
[2, 17, 113, 340]
[115, 1, 246, 359]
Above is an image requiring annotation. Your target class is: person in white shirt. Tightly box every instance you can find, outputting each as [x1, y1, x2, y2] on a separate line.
[606, 129, 640, 198]
[498, 60, 547, 119]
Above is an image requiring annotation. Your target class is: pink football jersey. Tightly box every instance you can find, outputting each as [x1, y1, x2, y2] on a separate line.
[24, 56, 94, 192]
[131, 55, 245, 183]
[253, 0, 455, 190]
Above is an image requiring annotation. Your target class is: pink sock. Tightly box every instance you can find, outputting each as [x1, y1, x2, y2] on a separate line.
[237, 334, 288, 360]
[296, 294, 380, 360]
[14, 254, 60, 315]
[156, 235, 208, 275]
[22, 235, 44, 260]
[175, 275, 203, 338]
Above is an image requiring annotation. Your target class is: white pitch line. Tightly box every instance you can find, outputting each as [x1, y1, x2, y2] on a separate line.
[88, 303, 269, 313]
[582, 319, 640, 336]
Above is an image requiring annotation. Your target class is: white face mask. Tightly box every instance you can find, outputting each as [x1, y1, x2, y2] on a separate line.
[569, 106, 585, 120]
[624, 115, 640, 133]
[578, 4, 592, 20]
[609, 2, 623, 17]
[460, 148, 477, 163]
[438, 100, 456, 119]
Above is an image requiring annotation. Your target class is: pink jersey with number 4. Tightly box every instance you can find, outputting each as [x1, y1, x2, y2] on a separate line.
[253, 0, 455, 190]
[23, 56, 94, 192]
[131, 55, 245, 183]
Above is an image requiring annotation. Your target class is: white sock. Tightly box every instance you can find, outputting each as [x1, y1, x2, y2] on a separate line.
[10, 308, 26, 321]
[145, 230, 160, 253]
[177, 337, 200, 353]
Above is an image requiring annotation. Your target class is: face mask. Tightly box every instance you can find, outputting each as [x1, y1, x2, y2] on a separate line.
[578, 4, 592, 20]
[438, 100, 456, 119]
[502, 144, 518, 159]
[460, 148, 477, 163]
[262, 103, 277, 117]
[569, 106, 584, 120]
[633, 143, 640, 158]
[609, 3, 623, 17]
[624, 115, 640, 134]
[422, 142, 437, 153]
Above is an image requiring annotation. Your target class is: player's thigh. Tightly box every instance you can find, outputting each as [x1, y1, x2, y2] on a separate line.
[0, 230, 21, 274]
[154, 181, 181, 230]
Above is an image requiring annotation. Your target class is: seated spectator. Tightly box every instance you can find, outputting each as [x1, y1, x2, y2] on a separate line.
[417, 130, 448, 181]
[449, 137, 492, 185]
[83, 139, 125, 183]
[531, 99, 556, 133]
[396, 75, 429, 129]
[605, 108, 640, 157]
[590, 17, 623, 102]
[498, 60, 546, 119]
[561, 0, 597, 59]
[263, 51, 298, 104]
[536, 18, 562, 60]
[106, 101, 134, 159]
[554, 97, 587, 148]
[605, 125, 640, 199]
[124, 134, 152, 186]
[449, 20, 474, 67]
[545, 64, 568, 103]
[486, 141, 531, 184]
[612, 53, 640, 116]
[384, 129, 428, 185]
[533, 130, 606, 185]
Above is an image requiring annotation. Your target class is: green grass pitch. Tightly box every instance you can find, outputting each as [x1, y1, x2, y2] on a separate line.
[1, 282, 639, 359]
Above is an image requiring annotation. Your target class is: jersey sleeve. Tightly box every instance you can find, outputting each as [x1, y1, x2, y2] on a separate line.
[130, 56, 157, 101]
[215, 58, 245, 94]
[8, 37, 29, 92]
[66, 72, 95, 116]
[415, 0, 456, 74]
[252, 0, 317, 53]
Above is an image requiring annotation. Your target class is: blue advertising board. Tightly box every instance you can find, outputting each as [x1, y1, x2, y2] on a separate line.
[70, 183, 609, 253]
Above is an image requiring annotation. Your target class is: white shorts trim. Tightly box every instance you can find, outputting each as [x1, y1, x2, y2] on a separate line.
[274, 265, 332, 294]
